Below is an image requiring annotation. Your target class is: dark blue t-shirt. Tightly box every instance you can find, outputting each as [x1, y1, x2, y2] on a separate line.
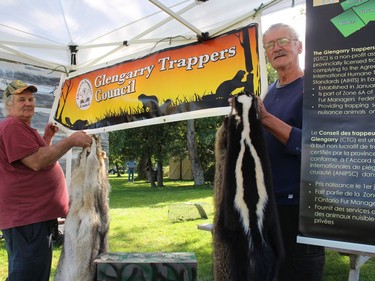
[263, 77, 303, 205]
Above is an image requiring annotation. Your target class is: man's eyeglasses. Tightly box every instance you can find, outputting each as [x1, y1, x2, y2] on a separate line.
[263, 37, 297, 51]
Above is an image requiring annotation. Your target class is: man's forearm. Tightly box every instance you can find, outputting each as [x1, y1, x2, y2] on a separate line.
[21, 137, 75, 171]
[262, 114, 292, 145]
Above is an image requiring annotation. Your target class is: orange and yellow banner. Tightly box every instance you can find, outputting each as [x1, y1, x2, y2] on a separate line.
[52, 24, 261, 132]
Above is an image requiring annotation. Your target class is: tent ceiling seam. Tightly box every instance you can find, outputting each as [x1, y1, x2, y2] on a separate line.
[78, 1, 198, 68]
[208, 0, 282, 37]
[80, 45, 124, 69]
[0, 41, 66, 50]
[131, 2, 196, 42]
[0, 24, 64, 46]
[149, 0, 204, 36]
[58, 0, 74, 44]
[0, 44, 60, 69]
[82, 0, 191, 46]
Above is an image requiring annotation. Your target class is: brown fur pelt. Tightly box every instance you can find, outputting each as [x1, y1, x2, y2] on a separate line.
[55, 135, 110, 281]
[213, 121, 232, 281]
[213, 92, 284, 281]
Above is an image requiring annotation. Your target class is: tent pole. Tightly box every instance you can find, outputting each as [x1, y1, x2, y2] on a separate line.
[65, 148, 72, 189]
[149, 0, 203, 36]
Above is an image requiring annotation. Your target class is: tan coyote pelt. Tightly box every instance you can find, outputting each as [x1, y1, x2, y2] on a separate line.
[55, 135, 110, 281]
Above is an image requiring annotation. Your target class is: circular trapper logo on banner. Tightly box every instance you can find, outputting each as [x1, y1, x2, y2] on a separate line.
[76, 79, 93, 110]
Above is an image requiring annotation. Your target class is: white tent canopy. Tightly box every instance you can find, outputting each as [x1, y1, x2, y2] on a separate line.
[0, 0, 303, 74]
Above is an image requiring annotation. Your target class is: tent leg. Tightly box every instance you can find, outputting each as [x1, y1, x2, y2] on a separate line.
[65, 148, 72, 188]
[348, 254, 371, 281]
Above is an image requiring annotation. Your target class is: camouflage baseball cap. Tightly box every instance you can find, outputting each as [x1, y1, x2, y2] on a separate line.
[4, 80, 38, 97]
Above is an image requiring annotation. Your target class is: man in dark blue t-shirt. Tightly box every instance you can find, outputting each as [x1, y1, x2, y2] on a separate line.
[259, 23, 325, 281]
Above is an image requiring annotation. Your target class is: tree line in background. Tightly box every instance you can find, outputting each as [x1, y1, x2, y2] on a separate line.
[109, 116, 224, 188]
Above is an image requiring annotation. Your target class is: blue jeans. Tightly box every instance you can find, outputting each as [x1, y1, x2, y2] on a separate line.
[277, 205, 325, 281]
[128, 168, 134, 181]
[2, 220, 54, 281]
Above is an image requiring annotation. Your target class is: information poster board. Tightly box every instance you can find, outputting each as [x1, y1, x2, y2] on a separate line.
[299, 0, 375, 251]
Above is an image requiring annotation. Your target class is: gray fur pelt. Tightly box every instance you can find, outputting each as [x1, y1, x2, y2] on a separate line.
[214, 92, 284, 281]
[55, 135, 110, 281]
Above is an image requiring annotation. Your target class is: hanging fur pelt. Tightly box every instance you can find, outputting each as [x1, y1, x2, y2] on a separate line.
[213, 120, 232, 281]
[214, 92, 284, 281]
[55, 135, 110, 281]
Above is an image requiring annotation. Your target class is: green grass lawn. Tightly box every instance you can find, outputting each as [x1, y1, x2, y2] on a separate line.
[1, 176, 375, 280]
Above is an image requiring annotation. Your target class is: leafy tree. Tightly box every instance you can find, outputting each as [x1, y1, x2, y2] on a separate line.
[267, 62, 278, 84]
[108, 131, 127, 177]
[109, 122, 178, 187]
[166, 121, 188, 161]
[109, 116, 223, 187]
[194, 116, 224, 183]
[187, 119, 204, 186]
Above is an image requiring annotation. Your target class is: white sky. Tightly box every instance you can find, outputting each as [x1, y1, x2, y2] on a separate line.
[261, 3, 306, 69]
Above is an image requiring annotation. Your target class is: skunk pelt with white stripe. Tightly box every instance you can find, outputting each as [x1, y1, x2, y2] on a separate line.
[215, 92, 284, 281]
